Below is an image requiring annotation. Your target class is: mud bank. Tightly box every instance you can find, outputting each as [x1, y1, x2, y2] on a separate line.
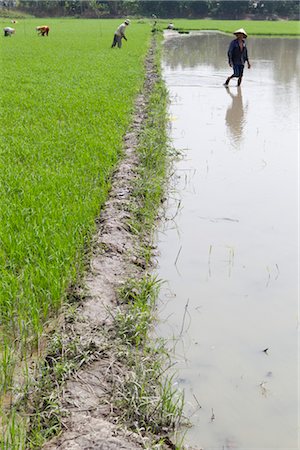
[36, 38, 192, 450]
[42, 47, 157, 450]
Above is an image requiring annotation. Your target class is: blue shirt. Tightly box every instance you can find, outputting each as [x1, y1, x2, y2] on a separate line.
[227, 39, 249, 66]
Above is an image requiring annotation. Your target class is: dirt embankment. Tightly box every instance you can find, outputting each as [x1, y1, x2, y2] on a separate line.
[41, 41, 172, 450]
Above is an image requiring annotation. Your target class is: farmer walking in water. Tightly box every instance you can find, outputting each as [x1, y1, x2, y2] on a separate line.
[224, 28, 251, 87]
[111, 19, 130, 48]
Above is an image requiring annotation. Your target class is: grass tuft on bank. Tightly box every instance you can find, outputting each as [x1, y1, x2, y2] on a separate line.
[114, 275, 185, 446]
[112, 41, 186, 446]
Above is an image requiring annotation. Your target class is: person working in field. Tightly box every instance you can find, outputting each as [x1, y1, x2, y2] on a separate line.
[111, 19, 130, 48]
[4, 27, 15, 36]
[224, 28, 251, 87]
[36, 25, 50, 36]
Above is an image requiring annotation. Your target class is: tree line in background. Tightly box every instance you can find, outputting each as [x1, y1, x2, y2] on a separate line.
[1, 0, 299, 19]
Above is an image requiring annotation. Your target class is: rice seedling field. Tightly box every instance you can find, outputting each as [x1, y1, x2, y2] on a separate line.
[169, 19, 300, 36]
[0, 16, 152, 409]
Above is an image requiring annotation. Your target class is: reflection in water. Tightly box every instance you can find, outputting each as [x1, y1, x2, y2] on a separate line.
[225, 86, 247, 148]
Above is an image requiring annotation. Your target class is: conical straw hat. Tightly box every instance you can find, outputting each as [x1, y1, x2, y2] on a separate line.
[233, 28, 248, 37]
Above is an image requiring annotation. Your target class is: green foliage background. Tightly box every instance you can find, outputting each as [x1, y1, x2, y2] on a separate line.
[4, 0, 300, 20]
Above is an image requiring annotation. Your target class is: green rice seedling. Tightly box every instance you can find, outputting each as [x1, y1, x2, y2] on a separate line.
[0, 338, 16, 397]
[0, 408, 27, 450]
[113, 275, 185, 443]
[118, 275, 161, 305]
[129, 79, 170, 241]
[167, 19, 300, 36]
[116, 276, 162, 346]
[113, 343, 185, 439]
[125, 36, 169, 244]
[24, 335, 76, 447]
[158, 374, 184, 429]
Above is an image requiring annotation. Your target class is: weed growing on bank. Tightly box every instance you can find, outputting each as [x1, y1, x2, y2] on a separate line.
[114, 276, 185, 447]
[128, 39, 172, 269]
[110, 43, 186, 446]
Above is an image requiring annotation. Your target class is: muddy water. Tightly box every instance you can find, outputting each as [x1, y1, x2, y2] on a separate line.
[157, 32, 299, 449]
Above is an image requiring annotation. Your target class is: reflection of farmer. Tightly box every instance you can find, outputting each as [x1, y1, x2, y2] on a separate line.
[4, 27, 15, 36]
[225, 87, 246, 144]
[36, 26, 50, 36]
[224, 28, 251, 87]
[111, 19, 130, 48]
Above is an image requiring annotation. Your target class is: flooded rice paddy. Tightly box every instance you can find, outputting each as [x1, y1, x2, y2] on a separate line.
[156, 32, 299, 449]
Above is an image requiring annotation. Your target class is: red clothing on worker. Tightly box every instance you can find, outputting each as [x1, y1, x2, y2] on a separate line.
[36, 26, 50, 36]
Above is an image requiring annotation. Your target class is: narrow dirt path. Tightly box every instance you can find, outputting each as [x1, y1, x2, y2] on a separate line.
[42, 43, 160, 450]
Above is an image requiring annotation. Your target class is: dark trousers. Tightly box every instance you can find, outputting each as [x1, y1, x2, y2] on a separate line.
[111, 34, 122, 48]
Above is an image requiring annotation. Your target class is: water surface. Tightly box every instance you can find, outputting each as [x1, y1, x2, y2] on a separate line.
[157, 32, 299, 450]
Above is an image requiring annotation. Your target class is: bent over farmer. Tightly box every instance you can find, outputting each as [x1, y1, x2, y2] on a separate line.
[4, 27, 15, 37]
[111, 19, 130, 48]
[224, 28, 251, 87]
[36, 25, 50, 36]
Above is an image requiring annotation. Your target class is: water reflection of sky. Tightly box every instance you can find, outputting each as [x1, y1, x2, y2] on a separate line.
[158, 32, 299, 450]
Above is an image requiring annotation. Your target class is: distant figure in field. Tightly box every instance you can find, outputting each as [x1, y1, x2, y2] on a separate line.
[4, 27, 15, 37]
[36, 25, 50, 36]
[167, 23, 174, 30]
[11, 20, 17, 24]
[224, 28, 251, 87]
[111, 19, 130, 48]
[152, 20, 158, 33]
